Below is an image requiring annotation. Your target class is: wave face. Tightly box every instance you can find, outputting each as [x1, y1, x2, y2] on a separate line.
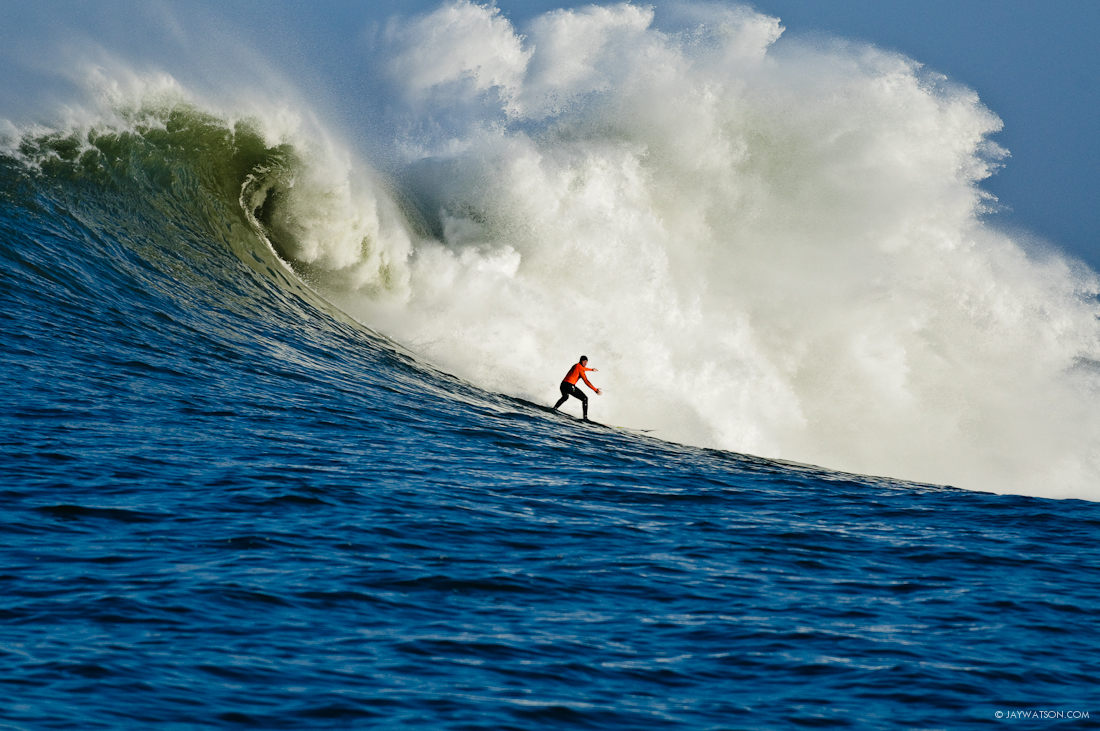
[4, 3, 1095, 499]
[213, 1, 1098, 499]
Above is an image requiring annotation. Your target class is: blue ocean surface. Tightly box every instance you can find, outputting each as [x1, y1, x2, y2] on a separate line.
[1, 110, 1098, 730]
[4, 1, 1100, 725]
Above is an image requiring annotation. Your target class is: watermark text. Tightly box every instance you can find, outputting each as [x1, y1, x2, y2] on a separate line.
[995, 709, 1090, 721]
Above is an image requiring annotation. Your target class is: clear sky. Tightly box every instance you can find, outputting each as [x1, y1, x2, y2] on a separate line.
[2, 0, 1096, 268]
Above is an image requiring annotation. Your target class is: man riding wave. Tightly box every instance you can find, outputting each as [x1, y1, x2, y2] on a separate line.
[553, 355, 600, 420]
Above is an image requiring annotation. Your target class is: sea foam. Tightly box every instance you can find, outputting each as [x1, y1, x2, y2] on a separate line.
[298, 2, 1098, 498]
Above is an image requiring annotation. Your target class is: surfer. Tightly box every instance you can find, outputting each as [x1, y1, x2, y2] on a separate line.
[553, 355, 601, 420]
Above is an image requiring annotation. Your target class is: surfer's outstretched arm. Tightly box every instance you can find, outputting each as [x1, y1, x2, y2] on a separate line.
[580, 370, 601, 394]
[553, 355, 601, 417]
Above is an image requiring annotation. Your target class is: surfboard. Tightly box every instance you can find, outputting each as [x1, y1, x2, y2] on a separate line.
[513, 398, 652, 433]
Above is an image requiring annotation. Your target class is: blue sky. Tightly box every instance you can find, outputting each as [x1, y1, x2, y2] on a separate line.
[2, 0, 1096, 269]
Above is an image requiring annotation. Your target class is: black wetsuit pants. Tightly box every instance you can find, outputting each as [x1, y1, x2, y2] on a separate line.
[554, 381, 588, 418]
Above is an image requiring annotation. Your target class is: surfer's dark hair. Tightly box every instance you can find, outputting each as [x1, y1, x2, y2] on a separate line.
[580, 355, 588, 362]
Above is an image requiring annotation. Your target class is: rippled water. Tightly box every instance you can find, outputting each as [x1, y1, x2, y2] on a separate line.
[2, 101, 1099, 731]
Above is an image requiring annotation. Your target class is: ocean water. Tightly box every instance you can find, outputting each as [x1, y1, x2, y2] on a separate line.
[2, 2, 1100, 729]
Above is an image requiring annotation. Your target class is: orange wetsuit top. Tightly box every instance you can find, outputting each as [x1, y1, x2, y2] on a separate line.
[563, 363, 597, 390]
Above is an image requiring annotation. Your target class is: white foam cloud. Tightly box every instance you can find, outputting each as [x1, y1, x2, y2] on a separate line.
[385, 1, 531, 114]
[299, 2, 1100, 499]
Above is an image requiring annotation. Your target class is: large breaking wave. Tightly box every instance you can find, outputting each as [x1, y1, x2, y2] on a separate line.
[4, 1, 1098, 499]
